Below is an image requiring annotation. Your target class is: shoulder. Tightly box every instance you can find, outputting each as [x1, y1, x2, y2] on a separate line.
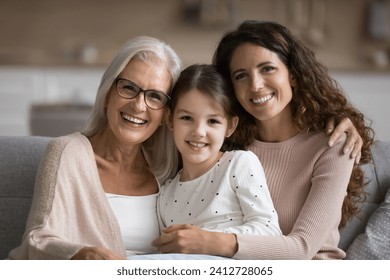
[43, 132, 94, 170]
[299, 131, 347, 154]
[223, 150, 261, 165]
[47, 132, 92, 156]
[161, 172, 180, 188]
[304, 132, 353, 172]
[49, 132, 90, 149]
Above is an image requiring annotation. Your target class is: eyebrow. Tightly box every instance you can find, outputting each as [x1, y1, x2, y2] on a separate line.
[176, 109, 224, 118]
[117, 77, 167, 93]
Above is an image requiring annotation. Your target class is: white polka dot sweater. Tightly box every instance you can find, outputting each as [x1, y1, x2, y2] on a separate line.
[158, 150, 282, 236]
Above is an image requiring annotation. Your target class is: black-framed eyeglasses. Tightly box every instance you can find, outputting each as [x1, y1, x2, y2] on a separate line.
[115, 77, 171, 110]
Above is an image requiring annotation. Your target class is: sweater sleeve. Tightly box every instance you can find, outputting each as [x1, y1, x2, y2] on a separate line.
[234, 135, 354, 259]
[218, 151, 282, 236]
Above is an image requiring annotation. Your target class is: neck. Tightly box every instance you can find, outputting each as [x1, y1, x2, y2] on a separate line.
[255, 108, 300, 142]
[89, 128, 146, 169]
[180, 151, 223, 181]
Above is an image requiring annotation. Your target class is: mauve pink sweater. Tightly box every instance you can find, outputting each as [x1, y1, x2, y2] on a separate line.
[234, 132, 354, 259]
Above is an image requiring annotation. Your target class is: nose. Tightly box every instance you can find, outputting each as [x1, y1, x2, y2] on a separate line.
[250, 75, 264, 92]
[192, 121, 206, 138]
[132, 92, 147, 112]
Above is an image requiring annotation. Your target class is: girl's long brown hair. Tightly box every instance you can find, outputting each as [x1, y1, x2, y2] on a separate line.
[213, 20, 374, 227]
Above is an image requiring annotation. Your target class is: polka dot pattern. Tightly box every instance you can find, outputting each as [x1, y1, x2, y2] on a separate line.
[158, 150, 281, 236]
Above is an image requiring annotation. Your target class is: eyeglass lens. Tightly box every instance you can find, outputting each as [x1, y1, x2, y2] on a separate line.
[116, 78, 169, 109]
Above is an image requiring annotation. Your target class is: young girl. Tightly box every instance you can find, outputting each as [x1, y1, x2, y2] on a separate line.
[158, 64, 281, 236]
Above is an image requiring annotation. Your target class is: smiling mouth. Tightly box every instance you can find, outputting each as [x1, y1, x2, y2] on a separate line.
[188, 141, 207, 148]
[121, 112, 147, 125]
[251, 93, 274, 104]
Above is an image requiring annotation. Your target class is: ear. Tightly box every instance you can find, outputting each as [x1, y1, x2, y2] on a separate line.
[289, 74, 296, 88]
[225, 116, 239, 138]
[165, 110, 174, 131]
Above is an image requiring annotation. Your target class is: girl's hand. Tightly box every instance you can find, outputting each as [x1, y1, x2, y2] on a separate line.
[152, 224, 237, 257]
[326, 117, 363, 164]
[71, 246, 126, 260]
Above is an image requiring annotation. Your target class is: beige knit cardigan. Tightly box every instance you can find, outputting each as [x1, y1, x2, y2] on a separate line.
[9, 133, 126, 259]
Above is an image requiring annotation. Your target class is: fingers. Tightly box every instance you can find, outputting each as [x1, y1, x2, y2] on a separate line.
[96, 247, 125, 260]
[328, 118, 349, 147]
[152, 233, 170, 247]
[152, 225, 196, 254]
[349, 136, 363, 164]
[152, 232, 180, 254]
[162, 224, 194, 233]
[342, 130, 357, 154]
[327, 117, 363, 163]
[325, 117, 336, 136]
[354, 151, 362, 164]
[71, 246, 125, 260]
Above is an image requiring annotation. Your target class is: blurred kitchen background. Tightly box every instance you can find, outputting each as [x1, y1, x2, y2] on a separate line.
[0, 0, 389, 140]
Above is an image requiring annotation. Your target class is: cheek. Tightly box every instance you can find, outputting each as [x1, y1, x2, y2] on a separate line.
[105, 96, 116, 118]
[150, 110, 165, 126]
[276, 74, 293, 90]
[233, 85, 246, 103]
[235, 91, 251, 111]
[280, 80, 294, 100]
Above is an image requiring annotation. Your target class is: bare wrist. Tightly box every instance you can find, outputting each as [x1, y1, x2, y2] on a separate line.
[210, 232, 238, 257]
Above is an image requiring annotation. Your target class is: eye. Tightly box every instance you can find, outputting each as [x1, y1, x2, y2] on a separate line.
[208, 118, 222, 125]
[122, 82, 138, 93]
[147, 91, 164, 101]
[179, 115, 192, 121]
[261, 66, 277, 73]
[233, 72, 247, 81]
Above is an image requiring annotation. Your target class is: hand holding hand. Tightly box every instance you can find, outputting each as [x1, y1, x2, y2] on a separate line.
[152, 224, 237, 257]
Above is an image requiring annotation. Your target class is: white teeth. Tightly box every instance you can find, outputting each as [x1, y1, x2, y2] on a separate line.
[252, 94, 273, 104]
[189, 141, 206, 148]
[122, 113, 146, 124]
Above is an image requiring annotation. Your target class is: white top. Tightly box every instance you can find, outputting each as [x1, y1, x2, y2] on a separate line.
[107, 192, 159, 255]
[158, 150, 282, 236]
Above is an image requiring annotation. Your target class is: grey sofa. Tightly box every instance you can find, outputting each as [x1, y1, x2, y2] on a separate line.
[1, 136, 389, 259]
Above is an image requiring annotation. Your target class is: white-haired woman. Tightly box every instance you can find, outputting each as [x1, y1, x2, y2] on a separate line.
[8, 36, 182, 260]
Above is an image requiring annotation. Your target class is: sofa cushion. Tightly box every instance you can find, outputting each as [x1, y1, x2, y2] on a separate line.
[345, 185, 390, 259]
[0, 136, 51, 259]
[338, 162, 380, 250]
[339, 141, 390, 251]
[344, 140, 390, 259]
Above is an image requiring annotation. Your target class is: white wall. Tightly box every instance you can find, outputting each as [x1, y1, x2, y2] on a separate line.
[332, 72, 390, 141]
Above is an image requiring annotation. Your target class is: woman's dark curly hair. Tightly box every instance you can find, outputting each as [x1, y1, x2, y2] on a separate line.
[212, 20, 374, 227]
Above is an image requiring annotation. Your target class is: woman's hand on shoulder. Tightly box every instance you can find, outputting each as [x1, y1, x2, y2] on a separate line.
[71, 246, 126, 260]
[152, 224, 237, 257]
[326, 117, 363, 164]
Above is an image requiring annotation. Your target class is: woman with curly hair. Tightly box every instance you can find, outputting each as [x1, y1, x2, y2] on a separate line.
[153, 20, 374, 259]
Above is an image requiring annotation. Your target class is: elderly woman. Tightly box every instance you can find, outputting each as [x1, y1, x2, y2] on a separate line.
[8, 36, 182, 260]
